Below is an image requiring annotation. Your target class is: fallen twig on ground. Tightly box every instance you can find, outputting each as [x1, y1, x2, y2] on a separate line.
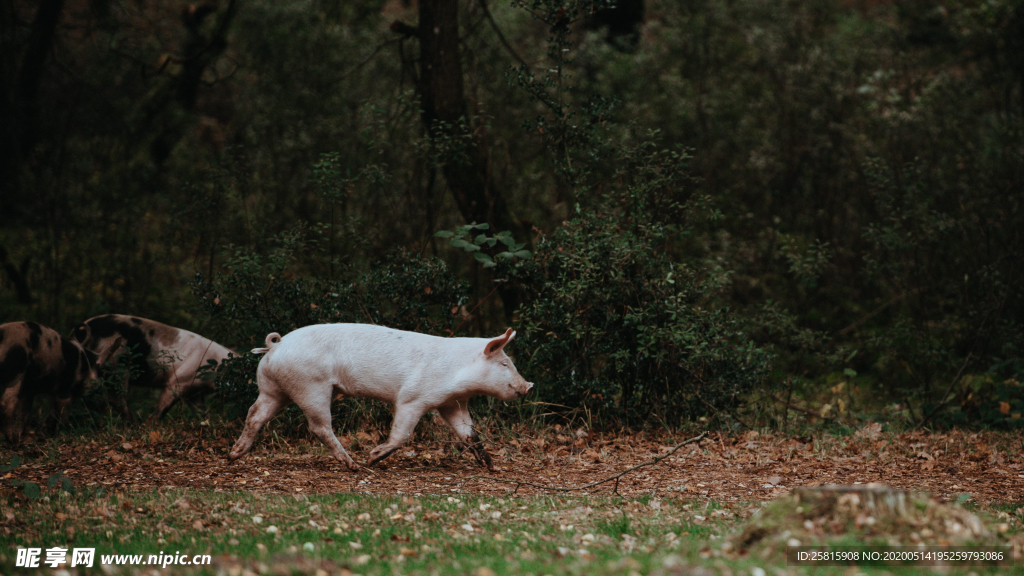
[771, 395, 845, 426]
[466, 431, 708, 495]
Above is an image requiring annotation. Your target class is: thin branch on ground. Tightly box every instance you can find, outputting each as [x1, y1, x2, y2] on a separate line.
[771, 395, 845, 426]
[466, 431, 708, 494]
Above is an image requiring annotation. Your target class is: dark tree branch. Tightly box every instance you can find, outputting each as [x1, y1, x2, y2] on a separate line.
[914, 353, 973, 431]
[477, 0, 527, 66]
[389, 19, 418, 37]
[176, 0, 237, 110]
[836, 288, 922, 336]
[142, 0, 236, 165]
[329, 34, 407, 86]
[1, 0, 66, 214]
[173, 0, 237, 65]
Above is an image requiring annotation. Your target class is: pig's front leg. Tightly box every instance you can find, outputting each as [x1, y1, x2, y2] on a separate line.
[99, 367, 133, 421]
[438, 401, 495, 471]
[153, 385, 183, 420]
[46, 395, 73, 432]
[1, 382, 27, 445]
[154, 367, 209, 420]
[153, 383, 209, 422]
[368, 402, 428, 466]
[111, 391, 134, 421]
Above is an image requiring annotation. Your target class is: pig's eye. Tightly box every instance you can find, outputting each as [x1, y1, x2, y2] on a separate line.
[502, 362, 508, 367]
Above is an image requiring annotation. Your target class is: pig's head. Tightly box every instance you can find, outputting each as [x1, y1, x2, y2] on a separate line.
[479, 328, 534, 401]
[73, 341, 100, 391]
[70, 319, 124, 398]
[71, 317, 134, 369]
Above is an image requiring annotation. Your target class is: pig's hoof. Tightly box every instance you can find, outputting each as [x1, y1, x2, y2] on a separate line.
[368, 446, 393, 464]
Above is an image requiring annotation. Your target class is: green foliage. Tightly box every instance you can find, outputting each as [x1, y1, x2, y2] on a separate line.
[505, 129, 769, 426]
[4, 0, 1023, 431]
[934, 360, 1024, 430]
[10, 479, 40, 500]
[515, 208, 770, 426]
[508, 1, 620, 189]
[1, 456, 74, 499]
[596, 511, 632, 537]
[84, 344, 148, 417]
[435, 223, 531, 268]
[46, 472, 75, 495]
[504, 18, 769, 425]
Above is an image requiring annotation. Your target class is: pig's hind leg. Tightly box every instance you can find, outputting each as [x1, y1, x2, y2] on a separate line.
[438, 401, 495, 471]
[368, 402, 428, 466]
[229, 392, 286, 461]
[292, 388, 360, 471]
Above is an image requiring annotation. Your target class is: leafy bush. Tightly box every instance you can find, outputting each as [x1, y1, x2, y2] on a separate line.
[514, 207, 771, 427]
[933, 358, 1024, 430]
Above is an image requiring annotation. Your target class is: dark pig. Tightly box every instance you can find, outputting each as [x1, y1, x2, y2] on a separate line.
[71, 314, 233, 419]
[0, 321, 99, 444]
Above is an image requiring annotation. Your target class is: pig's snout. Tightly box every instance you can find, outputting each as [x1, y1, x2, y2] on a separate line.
[516, 382, 534, 398]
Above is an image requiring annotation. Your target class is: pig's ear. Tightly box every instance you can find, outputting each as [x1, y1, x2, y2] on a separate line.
[484, 328, 516, 356]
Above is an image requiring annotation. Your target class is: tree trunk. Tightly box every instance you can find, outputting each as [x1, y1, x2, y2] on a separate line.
[0, 0, 67, 222]
[14, 0, 66, 157]
[147, 0, 237, 164]
[412, 0, 523, 319]
[417, 0, 521, 237]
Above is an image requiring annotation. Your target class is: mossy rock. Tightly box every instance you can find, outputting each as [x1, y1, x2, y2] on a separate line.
[731, 484, 994, 555]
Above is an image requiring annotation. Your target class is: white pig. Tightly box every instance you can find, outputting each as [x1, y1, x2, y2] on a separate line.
[228, 323, 533, 470]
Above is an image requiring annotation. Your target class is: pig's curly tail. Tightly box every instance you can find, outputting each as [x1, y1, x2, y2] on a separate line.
[251, 332, 282, 355]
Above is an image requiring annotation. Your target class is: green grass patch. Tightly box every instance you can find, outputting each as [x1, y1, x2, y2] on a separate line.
[1, 487, 1016, 575]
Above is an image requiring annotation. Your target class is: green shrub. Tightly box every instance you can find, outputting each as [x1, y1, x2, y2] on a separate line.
[935, 359, 1024, 430]
[513, 204, 771, 427]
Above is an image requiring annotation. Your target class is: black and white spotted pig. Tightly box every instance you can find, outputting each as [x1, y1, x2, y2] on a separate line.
[0, 321, 99, 444]
[71, 314, 233, 419]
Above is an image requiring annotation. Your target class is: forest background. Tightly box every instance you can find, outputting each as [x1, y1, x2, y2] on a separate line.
[1, 0, 1022, 433]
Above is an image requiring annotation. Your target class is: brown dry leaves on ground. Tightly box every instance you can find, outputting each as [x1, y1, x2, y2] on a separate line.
[4, 423, 1024, 504]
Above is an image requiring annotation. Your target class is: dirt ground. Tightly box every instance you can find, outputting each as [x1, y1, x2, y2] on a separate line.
[6, 425, 1023, 505]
